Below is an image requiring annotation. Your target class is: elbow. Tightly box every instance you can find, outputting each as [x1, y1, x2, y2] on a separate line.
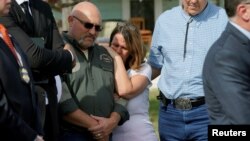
[118, 90, 129, 97]
[118, 91, 134, 100]
[116, 84, 133, 98]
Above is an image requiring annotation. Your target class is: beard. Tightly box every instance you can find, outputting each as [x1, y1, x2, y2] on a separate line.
[77, 35, 95, 50]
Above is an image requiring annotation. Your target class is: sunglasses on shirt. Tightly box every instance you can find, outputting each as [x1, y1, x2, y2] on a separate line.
[73, 16, 103, 32]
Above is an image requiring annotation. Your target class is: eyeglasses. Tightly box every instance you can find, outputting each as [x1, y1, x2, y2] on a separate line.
[117, 22, 136, 31]
[73, 16, 103, 32]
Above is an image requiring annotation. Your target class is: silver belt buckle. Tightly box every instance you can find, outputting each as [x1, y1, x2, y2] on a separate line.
[174, 98, 192, 110]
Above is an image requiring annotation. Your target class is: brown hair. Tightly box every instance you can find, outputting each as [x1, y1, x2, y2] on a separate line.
[225, 0, 250, 17]
[109, 22, 146, 70]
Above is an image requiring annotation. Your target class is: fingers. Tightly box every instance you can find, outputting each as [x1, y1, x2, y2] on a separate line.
[94, 133, 109, 141]
[64, 43, 77, 68]
[90, 114, 101, 120]
[94, 133, 103, 140]
[89, 122, 102, 132]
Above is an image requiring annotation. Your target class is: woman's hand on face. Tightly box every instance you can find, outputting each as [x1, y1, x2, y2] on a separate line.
[102, 45, 119, 58]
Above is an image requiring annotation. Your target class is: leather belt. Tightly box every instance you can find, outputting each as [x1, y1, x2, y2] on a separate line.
[157, 91, 205, 110]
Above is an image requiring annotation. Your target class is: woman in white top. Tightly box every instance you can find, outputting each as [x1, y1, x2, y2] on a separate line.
[104, 22, 158, 141]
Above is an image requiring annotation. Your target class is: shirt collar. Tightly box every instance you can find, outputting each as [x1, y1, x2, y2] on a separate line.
[16, 0, 29, 5]
[230, 21, 250, 40]
[181, 2, 218, 27]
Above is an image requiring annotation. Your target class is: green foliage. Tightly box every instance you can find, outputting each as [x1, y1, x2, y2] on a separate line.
[149, 88, 160, 140]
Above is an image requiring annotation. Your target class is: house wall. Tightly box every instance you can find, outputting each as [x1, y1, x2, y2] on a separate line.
[92, 0, 123, 20]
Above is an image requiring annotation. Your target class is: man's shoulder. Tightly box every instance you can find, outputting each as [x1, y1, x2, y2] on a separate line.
[31, 0, 52, 14]
[207, 2, 227, 18]
[93, 44, 113, 64]
[94, 44, 110, 54]
[205, 26, 232, 63]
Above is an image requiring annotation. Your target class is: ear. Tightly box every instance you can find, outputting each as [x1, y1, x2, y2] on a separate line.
[237, 4, 250, 21]
[68, 16, 74, 27]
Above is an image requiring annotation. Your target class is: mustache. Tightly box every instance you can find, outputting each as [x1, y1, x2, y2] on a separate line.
[78, 35, 84, 44]
[78, 35, 96, 44]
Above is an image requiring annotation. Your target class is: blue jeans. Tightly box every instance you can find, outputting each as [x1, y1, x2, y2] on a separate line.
[158, 102, 209, 141]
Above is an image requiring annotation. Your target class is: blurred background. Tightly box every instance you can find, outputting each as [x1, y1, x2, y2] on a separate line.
[48, 0, 225, 47]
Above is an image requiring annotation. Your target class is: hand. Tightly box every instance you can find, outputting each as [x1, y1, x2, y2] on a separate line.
[97, 135, 109, 141]
[102, 46, 119, 59]
[88, 114, 119, 138]
[93, 133, 105, 140]
[34, 135, 44, 141]
[88, 115, 107, 139]
[64, 43, 76, 68]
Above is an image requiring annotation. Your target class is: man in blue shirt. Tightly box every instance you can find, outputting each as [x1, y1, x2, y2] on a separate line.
[148, 0, 228, 140]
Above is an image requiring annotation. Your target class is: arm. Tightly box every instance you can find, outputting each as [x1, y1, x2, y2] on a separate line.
[113, 55, 149, 99]
[59, 80, 98, 129]
[89, 112, 121, 141]
[47, 6, 76, 68]
[104, 46, 150, 99]
[0, 14, 73, 75]
[17, 21, 72, 74]
[60, 78, 121, 140]
[89, 112, 120, 137]
[206, 49, 250, 124]
[47, 3, 75, 67]
[63, 109, 98, 129]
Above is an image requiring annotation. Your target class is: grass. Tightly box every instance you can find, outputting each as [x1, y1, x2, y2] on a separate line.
[149, 88, 160, 140]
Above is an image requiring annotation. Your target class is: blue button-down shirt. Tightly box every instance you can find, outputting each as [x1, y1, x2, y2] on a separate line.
[148, 2, 228, 99]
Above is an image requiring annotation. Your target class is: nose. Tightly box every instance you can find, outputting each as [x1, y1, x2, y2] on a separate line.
[89, 27, 97, 34]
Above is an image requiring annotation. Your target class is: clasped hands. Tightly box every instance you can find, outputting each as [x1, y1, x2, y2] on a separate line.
[88, 115, 118, 141]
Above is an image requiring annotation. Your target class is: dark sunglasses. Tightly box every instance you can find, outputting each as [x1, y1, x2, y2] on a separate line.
[73, 16, 103, 32]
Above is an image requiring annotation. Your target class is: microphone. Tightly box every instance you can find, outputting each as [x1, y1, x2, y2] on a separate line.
[183, 17, 193, 60]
